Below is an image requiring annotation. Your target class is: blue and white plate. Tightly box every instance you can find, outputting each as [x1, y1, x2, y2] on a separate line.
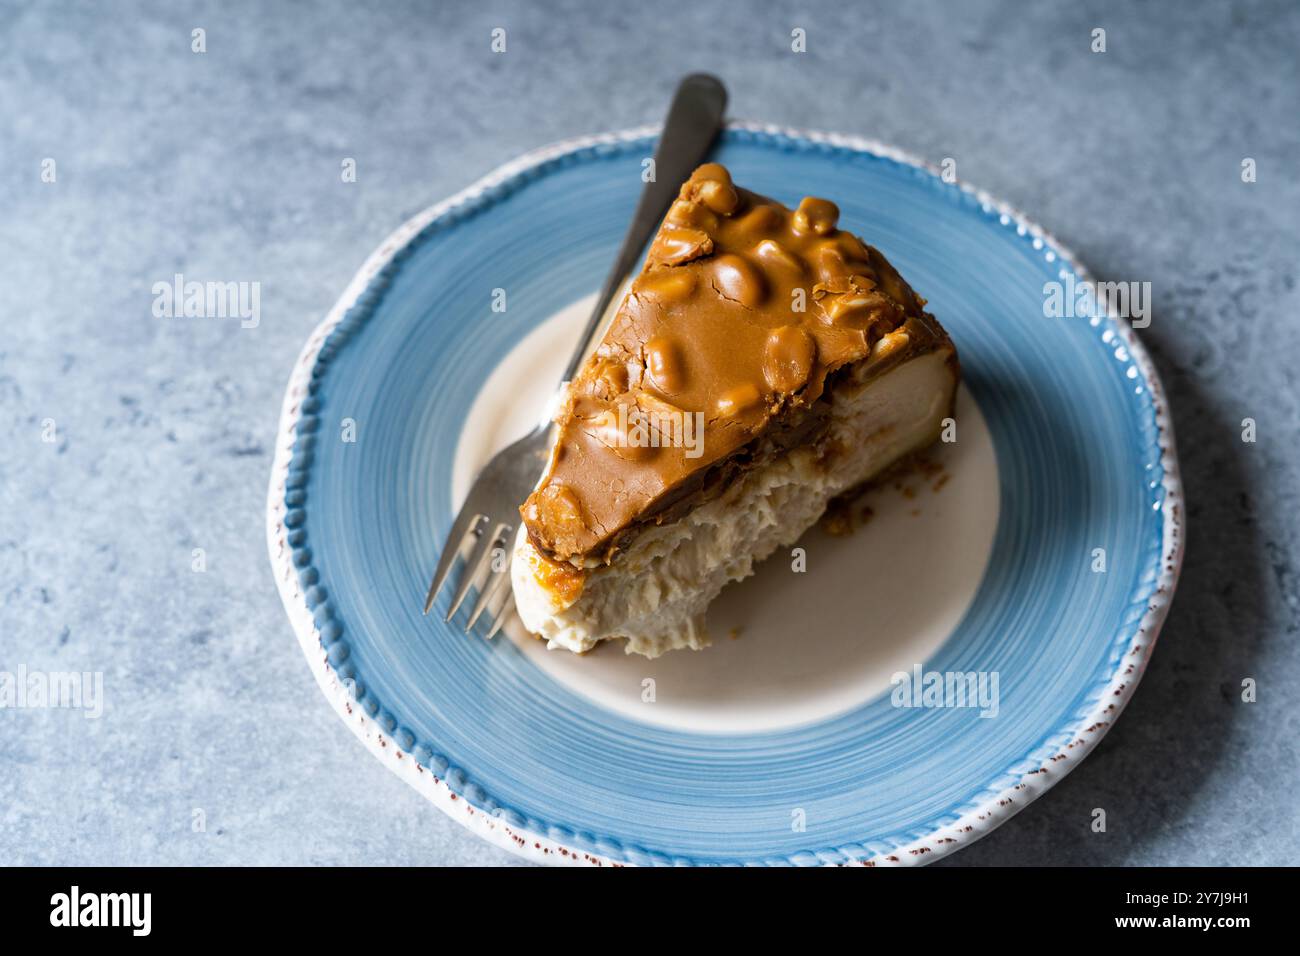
[267, 124, 1183, 866]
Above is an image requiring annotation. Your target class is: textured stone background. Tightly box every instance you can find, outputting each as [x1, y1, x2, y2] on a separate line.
[1, 0, 1296, 865]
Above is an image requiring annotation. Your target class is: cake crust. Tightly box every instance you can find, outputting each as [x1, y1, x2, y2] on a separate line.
[522, 163, 952, 567]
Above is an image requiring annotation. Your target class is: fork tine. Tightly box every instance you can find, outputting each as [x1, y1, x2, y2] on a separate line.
[424, 511, 487, 614]
[445, 521, 507, 623]
[465, 532, 513, 631]
[485, 591, 515, 641]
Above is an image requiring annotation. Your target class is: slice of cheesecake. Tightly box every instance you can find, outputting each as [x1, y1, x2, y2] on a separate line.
[511, 163, 959, 658]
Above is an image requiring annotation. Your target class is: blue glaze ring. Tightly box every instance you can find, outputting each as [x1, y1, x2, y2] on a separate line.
[266, 124, 1183, 866]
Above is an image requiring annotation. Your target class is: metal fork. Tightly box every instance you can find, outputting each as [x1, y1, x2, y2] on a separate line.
[423, 73, 729, 637]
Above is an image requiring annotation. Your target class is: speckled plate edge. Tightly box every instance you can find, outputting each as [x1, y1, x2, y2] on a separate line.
[265, 121, 1184, 867]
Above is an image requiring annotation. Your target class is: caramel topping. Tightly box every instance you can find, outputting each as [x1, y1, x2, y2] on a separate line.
[710, 254, 768, 308]
[522, 164, 937, 563]
[521, 541, 587, 608]
[716, 382, 762, 417]
[792, 196, 840, 237]
[644, 336, 687, 394]
[585, 406, 658, 462]
[753, 239, 807, 279]
[697, 179, 739, 215]
[637, 268, 696, 304]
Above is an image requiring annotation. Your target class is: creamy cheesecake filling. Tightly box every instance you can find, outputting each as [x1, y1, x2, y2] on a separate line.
[512, 348, 957, 658]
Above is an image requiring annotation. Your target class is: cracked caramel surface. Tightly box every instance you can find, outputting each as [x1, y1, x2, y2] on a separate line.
[522, 163, 946, 564]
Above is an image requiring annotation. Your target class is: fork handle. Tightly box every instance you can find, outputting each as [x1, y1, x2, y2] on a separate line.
[554, 74, 728, 391]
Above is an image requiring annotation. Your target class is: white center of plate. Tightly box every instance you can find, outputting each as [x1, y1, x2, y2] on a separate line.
[452, 294, 999, 734]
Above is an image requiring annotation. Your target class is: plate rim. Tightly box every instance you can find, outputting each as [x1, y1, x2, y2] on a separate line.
[265, 121, 1185, 867]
